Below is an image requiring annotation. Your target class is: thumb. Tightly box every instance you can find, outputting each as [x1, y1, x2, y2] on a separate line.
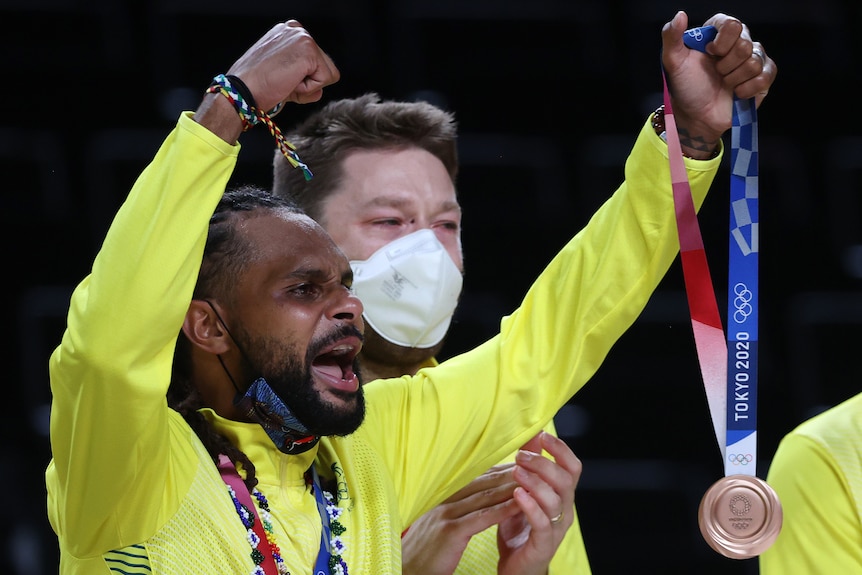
[661, 11, 690, 68]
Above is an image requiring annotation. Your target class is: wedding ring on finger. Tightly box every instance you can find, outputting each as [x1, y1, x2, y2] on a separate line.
[550, 511, 564, 524]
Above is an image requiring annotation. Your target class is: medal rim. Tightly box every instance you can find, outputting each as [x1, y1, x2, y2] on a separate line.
[698, 474, 783, 559]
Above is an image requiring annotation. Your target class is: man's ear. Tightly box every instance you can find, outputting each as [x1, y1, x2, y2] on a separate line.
[183, 300, 231, 354]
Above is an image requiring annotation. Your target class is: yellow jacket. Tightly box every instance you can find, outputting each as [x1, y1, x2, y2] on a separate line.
[760, 392, 862, 574]
[46, 111, 719, 574]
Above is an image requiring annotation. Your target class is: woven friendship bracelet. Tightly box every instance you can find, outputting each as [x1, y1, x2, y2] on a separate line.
[207, 74, 260, 131]
[259, 113, 314, 181]
[206, 74, 313, 181]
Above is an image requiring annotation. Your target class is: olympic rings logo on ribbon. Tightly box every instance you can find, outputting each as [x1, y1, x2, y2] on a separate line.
[686, 28, 707, 42]
[732, 282, 753, 324]
[727, 453, 753, 465]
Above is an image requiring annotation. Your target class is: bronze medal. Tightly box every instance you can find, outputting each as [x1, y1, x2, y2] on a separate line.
[698, 474, 782, 559]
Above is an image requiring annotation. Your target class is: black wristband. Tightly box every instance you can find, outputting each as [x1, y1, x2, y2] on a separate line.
[224, 74, 258, 111]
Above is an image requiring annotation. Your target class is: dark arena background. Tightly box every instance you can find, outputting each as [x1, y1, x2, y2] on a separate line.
[5, 1, 860, 573]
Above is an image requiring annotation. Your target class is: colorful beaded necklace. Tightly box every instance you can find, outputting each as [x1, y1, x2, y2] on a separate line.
[227, 484, 288, 575]
[222, 457, 349, 575]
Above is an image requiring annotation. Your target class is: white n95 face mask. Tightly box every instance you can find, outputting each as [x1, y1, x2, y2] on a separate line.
[349, 228, 463, 348]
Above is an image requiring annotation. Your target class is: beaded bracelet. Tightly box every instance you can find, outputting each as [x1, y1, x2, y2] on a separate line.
[651, 104, 720, 160]
[651, 104, 669, 143]
[207, 74, 313, 180]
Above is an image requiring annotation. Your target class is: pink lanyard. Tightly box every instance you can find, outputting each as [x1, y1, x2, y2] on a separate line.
[219, 454, 281, 575]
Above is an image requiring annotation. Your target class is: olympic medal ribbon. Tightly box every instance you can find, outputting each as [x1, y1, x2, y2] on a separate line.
[726, 97, 759, 478]
[664, 25, 782, 559]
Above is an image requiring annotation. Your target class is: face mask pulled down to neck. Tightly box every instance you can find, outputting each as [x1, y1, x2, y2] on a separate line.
[234, 377, 320, 455]
[350, 229, 462, 348]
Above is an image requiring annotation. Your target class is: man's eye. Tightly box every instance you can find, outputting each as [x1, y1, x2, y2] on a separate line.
[374, 219, 400, 227]
[291, 284, 318, 297]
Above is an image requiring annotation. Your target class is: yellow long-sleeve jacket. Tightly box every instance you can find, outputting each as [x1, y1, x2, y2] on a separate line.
[46, 111, 719, 574]
[760, 392, 862, 574]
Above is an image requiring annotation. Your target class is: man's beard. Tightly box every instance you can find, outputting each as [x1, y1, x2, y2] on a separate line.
[238, 327, 366, 437]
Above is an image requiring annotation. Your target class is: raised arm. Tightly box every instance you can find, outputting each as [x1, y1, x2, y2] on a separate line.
[46, 19, 339, 558]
